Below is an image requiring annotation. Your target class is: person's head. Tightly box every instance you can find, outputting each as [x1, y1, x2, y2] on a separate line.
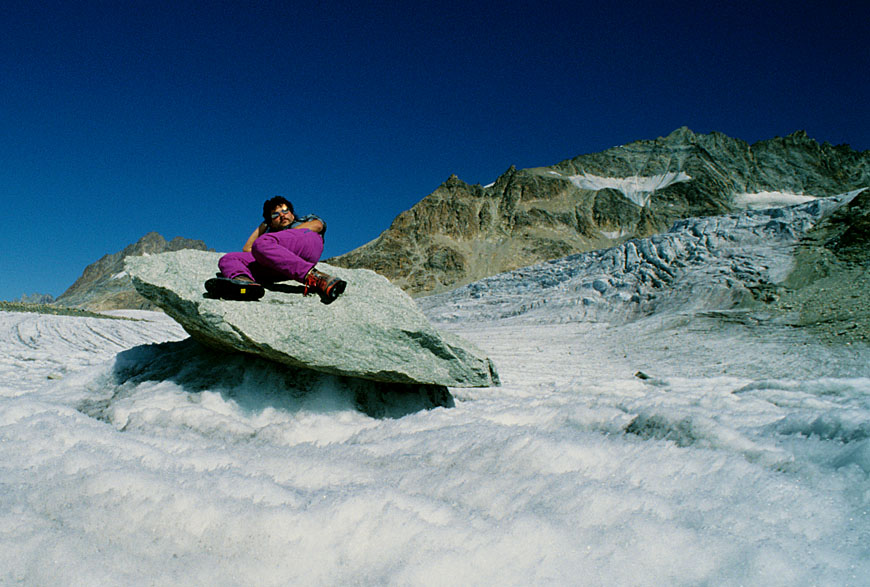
[263, 196, 295, 229]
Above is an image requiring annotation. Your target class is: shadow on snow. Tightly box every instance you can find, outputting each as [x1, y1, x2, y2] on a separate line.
[87, 337, 454, 421]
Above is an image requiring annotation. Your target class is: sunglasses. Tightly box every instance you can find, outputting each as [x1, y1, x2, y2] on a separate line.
[270, 208, 293, 219]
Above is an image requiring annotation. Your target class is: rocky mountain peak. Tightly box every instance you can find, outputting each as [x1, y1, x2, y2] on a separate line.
[56, 232, 212, 311]
[329, 128, 869, 295]
[444, 174, 464, 187]
[661, 126, 697, 143]
[786, 129, 811, 141]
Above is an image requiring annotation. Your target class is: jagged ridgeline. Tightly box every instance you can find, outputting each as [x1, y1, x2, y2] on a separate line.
[55, 232, 212, 311]
[327, 127, 869, 295]
[52, 128, 867, 310]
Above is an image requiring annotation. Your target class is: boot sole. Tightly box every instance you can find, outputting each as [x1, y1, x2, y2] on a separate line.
[204, 277, 265, 301]
[325, 279, 347, 299]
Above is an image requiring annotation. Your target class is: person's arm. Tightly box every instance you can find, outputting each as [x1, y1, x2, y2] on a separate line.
[292, 218, 324, 233]
[242, 223, 268, 252]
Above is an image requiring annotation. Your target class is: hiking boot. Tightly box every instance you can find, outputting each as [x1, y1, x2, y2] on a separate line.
[204, 276, 265, 301]
[303, 268, 347, 300]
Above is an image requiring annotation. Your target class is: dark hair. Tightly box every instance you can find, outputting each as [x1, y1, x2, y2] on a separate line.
[262, 196, 294, 223]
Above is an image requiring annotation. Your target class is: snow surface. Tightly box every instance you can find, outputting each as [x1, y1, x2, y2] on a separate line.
[2, 198, 869, 585]
[734, 191, 818, 209]
[599, 228, 631, 240]
[563, 171, 692, 207]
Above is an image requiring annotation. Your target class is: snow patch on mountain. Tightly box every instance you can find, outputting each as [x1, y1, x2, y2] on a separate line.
[560, 171, 692, 207]
[600, 228, 632, 239]
[734, 191, 818, 209]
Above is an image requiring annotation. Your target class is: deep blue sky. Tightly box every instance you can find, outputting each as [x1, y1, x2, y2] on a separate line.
[1, 0, 867, 302]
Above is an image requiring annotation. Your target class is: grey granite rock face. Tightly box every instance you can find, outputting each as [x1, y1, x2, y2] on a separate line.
[125, 250, 499, 388]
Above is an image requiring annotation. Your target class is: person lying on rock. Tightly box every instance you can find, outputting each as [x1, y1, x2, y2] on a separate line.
[205, 196, 346, 301]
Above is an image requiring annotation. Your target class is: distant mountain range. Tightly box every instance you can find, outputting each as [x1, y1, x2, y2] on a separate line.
[54, 232, 211, 311]
[52, 128, 868, 310]
[326, 127, 869, 294]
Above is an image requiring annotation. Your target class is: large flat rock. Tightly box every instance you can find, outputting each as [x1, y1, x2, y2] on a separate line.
[125, 250, 499, 387]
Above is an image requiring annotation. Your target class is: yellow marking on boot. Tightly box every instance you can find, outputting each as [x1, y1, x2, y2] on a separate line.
[240, 288, 246, 294]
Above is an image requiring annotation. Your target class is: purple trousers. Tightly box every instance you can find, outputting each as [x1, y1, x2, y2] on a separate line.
[218, 228, 323, 284]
